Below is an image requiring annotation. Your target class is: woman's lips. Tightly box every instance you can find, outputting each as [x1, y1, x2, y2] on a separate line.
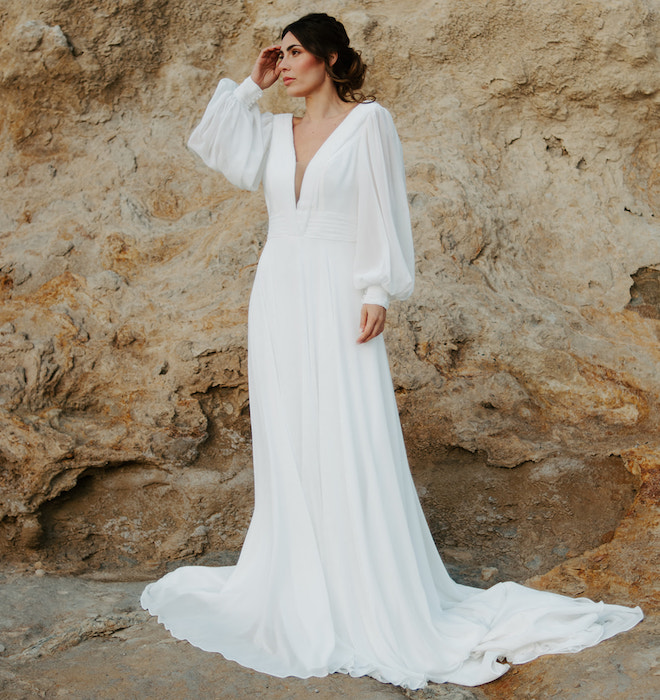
[283, 77, 294, 85]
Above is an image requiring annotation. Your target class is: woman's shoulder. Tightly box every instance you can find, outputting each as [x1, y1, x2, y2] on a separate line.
[357, 99, 388, 115]
[355, 100, 398, 134]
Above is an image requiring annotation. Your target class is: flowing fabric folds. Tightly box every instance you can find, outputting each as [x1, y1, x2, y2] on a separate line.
[141, 76, 643, 689]
[187, 78, 273, 191]
[354, 106, 415, 304]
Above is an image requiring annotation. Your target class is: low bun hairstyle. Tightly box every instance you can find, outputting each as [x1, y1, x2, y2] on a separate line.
[281, 13, 372, 103]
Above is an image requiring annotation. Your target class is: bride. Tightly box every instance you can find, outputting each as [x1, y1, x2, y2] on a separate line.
[141, 13, 643, 689]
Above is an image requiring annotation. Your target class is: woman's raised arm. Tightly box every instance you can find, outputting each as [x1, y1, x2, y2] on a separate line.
[187, 68, 274, 191]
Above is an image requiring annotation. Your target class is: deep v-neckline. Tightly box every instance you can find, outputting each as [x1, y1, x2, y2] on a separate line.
[291, 104, 362, 207]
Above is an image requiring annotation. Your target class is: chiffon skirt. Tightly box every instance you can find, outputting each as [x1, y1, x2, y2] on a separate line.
[141, 235, 643, 689]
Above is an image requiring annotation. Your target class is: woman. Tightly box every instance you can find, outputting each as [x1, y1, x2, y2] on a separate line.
[141, 13, 642, 689]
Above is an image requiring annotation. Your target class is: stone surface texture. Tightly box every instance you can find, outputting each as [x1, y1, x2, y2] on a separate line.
[0, 0, 659, 697]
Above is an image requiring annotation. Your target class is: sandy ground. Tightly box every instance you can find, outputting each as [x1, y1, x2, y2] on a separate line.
[0, 569, 656, 700]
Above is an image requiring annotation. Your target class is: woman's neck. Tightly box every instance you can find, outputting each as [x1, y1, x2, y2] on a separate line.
[303, 79, 350, 121]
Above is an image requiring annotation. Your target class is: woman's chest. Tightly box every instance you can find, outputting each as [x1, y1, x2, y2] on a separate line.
[292, 117, 347, 168]
[263, 115, 361, 215]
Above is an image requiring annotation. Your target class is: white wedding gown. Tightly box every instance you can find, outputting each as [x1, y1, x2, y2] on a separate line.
[140, 77, 643, 689]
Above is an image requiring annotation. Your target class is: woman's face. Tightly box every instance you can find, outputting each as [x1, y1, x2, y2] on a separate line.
[278, 32, 331, 97]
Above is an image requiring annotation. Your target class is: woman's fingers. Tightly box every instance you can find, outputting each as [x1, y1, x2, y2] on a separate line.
[359, 318, 384, 343]
[357, 304, 386, 344]
[251, 45, 282, 89]
[260, 45, 282, 65]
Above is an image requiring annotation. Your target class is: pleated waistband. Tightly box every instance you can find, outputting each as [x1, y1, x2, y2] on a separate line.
[268, 213, 357, 242]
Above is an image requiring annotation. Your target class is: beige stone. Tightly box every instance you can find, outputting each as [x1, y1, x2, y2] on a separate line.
[0, 1, 658, 696]
[0, 0, 657, 617]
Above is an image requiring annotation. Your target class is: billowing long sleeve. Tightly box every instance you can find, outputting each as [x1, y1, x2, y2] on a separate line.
[187, 77, 274, 191]
[353, 106, 415, 309]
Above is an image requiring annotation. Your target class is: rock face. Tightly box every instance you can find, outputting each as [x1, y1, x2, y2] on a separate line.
[0, 0, 659, 591]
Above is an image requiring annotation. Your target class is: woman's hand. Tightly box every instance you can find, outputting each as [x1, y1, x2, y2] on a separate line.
[250, 45, 283, 90]
[357, 304, 387, 344]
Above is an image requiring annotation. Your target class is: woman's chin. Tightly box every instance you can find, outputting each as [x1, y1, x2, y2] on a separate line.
[283, 82, 309, 98]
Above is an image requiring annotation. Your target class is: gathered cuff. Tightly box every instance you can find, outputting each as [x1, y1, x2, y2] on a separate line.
[361, 285, 390, 310]
[234, 77, 264, 108]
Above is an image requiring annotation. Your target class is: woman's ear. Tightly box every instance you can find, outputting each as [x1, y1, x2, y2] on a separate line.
[329, 51, 338, 67]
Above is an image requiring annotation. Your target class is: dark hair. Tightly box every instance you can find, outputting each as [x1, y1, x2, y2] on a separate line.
[281, 13, 371, 103]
